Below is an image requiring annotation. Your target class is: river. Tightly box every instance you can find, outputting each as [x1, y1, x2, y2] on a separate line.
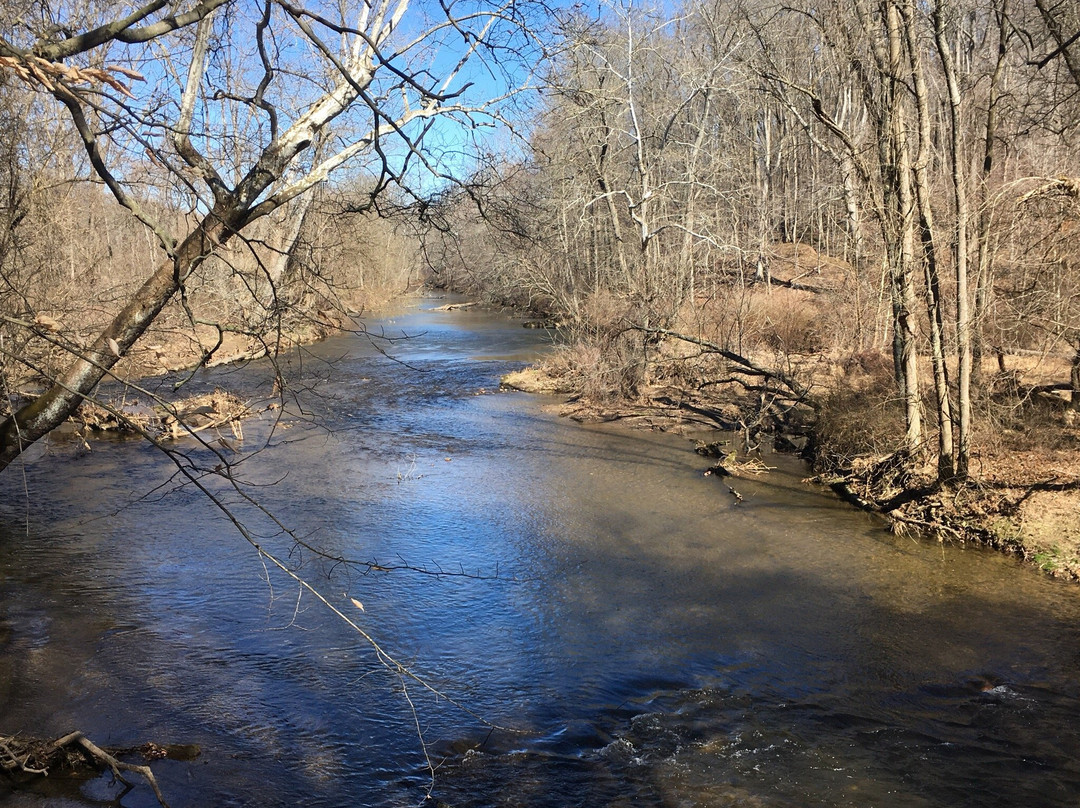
[2, 298, 1080, 807]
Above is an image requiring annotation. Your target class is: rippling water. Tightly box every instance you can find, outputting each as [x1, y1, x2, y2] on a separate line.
[2, 298, 1080, 807]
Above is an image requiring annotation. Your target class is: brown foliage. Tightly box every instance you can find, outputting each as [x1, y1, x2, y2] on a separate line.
[813, 356, 906, 468]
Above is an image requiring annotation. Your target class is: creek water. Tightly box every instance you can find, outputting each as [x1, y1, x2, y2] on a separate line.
[2, 299, 1080, 808]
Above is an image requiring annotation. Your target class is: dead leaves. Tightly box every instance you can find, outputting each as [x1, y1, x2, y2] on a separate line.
[0, 54, 144, 98]
[33, 313, 61, 333]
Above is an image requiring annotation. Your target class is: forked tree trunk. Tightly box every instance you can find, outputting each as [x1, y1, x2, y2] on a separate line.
[934, 1, 974, 479]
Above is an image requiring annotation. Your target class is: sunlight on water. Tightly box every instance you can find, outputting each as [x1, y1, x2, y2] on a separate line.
[3, 297, 1080, 807]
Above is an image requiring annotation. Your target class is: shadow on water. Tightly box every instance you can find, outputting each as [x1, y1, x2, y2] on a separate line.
[3, 298, 1080, 807]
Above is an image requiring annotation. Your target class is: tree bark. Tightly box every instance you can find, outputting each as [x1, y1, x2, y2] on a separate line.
[972, 0, 1008, 380]
[934, 1, 973, 479]
[1072, 339, 1080, 412]
[0, 208, 235, 471]
[883, 0, 924, 454]
[903, 0, 954, 479]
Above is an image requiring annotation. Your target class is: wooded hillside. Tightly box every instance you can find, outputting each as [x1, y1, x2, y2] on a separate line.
[425, 0, 1080, 571]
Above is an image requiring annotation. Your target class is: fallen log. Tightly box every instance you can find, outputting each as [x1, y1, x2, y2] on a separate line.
[73, 388, 251, 441]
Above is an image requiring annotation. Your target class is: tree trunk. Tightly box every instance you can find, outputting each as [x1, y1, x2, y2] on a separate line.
[934, 1, 974, 479]
[1035, 0, 1080, 88]
[0, 207, 235, 472]
[590, 139, 631, 293]
[904, 0, 954, 479]
[884, 0, 923, 454]
[755, 110, 774, 285]
[1072, 338, 1080, 412]
[842, 151, 864, 273]
[972, 0, 1008, 381]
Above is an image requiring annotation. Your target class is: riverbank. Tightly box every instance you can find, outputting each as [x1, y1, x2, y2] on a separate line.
[112, 287, 407, 380]
[5, 289, 420, 441]
[502, 351, 1080, 582]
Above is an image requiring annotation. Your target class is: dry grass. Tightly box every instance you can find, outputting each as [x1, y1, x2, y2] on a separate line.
[552, 249, 1080, 580]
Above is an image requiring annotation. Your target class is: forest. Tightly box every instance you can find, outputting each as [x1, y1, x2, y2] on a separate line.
[1, 0, 1079, 570]
[427, 0, 1080, 572]
[2, 2, 1080, 804]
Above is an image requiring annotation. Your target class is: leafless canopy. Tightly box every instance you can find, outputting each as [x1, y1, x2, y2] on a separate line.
[0, 0, 541, 471]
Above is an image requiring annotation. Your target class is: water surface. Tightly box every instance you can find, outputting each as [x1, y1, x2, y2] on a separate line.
[2, 299, 1080, 807]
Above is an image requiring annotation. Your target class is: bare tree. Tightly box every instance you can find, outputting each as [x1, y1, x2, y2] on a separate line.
[1032, 0, 1080, 409]
[428, 0, 1080, 486]
[0, 0, 536, 473]
[902, 0, 953, 478]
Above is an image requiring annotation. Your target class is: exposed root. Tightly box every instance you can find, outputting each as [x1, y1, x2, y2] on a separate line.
[807, 453, 1033, 555]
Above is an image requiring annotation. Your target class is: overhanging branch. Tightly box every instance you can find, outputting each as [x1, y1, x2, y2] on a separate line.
[631, 325, 815, 405]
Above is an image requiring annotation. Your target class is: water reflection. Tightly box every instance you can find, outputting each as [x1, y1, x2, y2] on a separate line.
[2, 298, 1080, 807]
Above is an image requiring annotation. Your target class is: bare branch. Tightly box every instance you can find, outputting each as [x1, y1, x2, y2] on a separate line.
[33, 0, 231, 61]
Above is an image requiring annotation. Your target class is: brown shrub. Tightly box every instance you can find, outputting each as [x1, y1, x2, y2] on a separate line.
[541, 335, 644, 402]
[839, 350, 895, 391]
[761, 304, 825, 354]
[813, 371, 906, 469]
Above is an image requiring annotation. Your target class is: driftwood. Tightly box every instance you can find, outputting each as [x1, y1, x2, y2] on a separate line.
[73, 388, 250, 441]
[0, 731, 194, 807]
[701, 446, 775, 479]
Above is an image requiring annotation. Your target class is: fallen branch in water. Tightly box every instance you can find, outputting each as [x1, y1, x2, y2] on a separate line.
[74, 388, 251, 441]
[0, 731, 191, 808]
[701, 445, 775, 478]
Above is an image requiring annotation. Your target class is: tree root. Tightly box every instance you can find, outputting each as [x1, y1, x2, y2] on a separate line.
[1, 731, 183, 808]
[807, 454, 1028, 554]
